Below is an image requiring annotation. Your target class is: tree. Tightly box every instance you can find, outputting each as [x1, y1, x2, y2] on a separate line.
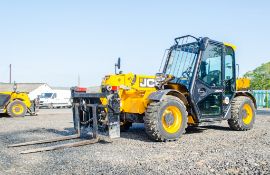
[244, 62, 270, 90]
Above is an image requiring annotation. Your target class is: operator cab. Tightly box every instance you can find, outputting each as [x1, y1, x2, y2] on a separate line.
[0, 94, 11, 112]
[161, 35, 236, 121]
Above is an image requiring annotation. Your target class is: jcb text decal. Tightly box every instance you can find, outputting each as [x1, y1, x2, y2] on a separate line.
[140, 78, 155, 88]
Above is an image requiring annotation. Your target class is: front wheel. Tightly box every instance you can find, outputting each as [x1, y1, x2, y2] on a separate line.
[144, 96, 188, 142]
[7, 100, 27, 117]
[228, 96, 256, 131]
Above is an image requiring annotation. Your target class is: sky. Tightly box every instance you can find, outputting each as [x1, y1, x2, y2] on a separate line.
[0, 0, 269, 87]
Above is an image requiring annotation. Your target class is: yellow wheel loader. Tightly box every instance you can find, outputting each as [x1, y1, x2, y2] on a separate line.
[9, 35, 256, 154]
[0, 85, 38, 117]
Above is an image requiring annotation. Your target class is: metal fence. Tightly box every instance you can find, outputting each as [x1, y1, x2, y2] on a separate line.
[253, 90, 270, 108]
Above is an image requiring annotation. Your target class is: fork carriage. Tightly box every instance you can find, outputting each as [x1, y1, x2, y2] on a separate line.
[71, 87, 121, 139]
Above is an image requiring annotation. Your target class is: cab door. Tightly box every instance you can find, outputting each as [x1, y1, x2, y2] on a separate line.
[222, 45, 236, 116]
[192, 41, 225, 119]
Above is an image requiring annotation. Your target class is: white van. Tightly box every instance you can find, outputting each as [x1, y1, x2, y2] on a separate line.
[39, 90, 71, 108]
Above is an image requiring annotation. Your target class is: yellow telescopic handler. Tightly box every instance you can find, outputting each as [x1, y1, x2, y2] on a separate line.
[9, 35, 256, 154]
[0, 84, 38, 117]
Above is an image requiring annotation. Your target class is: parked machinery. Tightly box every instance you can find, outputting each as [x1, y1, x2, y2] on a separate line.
[0, 84, 38, 117]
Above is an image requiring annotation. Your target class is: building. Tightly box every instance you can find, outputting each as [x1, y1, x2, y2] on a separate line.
[0, 83, 53, 100]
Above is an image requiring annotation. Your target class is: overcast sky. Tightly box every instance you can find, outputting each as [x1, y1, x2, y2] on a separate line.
[0, 0, 269, 87]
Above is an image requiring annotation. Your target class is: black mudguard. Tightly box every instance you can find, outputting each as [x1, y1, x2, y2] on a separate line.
[235, 91, 257, 109]
[148, 89, 188, 105]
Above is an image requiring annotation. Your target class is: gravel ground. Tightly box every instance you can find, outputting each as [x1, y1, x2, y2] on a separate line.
[0, 108, 269, 175]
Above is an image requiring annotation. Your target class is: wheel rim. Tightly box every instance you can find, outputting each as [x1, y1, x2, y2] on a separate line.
[242, 104, 253, 125]
[12, 104, 24, 115]
[161, 106, 182, 134]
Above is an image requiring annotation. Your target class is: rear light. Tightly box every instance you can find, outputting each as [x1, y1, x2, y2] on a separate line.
[111, 86, 119, 91]
[106, 85, 119, 91]
[75, 87, 87, 92]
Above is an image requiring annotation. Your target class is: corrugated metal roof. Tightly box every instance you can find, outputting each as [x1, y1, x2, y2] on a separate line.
[51, 87, 71, 90]
[0, 83, 48, 93]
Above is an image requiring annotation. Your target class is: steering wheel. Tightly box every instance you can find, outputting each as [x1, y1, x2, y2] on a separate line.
[207, 70, 221, 86]
[182, 67, 192, 80]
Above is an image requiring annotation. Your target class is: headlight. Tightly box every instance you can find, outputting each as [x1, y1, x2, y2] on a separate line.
[106, 85, 112, 91]
[155, 73, 166, 82]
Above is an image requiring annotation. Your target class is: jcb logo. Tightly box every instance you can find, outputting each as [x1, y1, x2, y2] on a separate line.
[140, 78, 156, 88]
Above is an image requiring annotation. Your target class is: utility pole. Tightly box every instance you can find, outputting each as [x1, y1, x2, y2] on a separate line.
[9, 64, 12, 83]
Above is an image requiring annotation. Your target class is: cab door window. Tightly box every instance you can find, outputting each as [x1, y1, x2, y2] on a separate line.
[199, 44, 222, 87]
[224, 46, 235, 98]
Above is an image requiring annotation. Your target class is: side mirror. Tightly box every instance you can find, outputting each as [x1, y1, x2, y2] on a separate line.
[13, 81, 17, 92]
[117, 57, 121, 69]
[236, 64, 240, 78]
[115, 57, 121, 74]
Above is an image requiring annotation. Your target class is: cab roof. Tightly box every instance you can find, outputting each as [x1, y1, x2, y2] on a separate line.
[224, 42, 237, 51]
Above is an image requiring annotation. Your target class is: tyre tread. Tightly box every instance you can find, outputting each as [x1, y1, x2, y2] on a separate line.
[144, 96, 188, 142]
[228, 96, 255, 131]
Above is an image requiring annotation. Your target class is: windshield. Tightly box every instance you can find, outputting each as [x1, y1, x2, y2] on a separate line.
[0, 94, 10, 107]
[40, 93, 53, 98]
[163, 37, 199, 88]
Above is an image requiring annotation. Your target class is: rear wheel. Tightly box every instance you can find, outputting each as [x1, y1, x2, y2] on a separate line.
[7, 100, 27, 117]
[228, 96, 255, 131]
[144, 96, 188, 142]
